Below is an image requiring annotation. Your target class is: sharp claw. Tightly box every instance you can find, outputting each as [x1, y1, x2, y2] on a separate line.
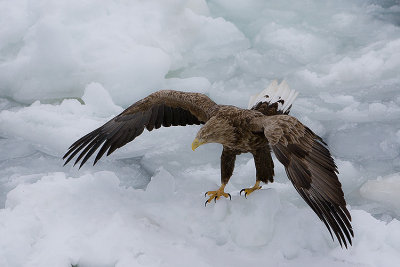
[214, 196, 217, 203]
[205, 200, 208, 207]
[244, 192, 247, 199]
[205, 192, 208, 197]
[240, 189, 245, 196]
[228, 193, 231, 200]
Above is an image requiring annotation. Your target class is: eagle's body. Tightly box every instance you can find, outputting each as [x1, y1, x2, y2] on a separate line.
[206, 105, 269, 151]
[64, 80, 353, 248]
[197, 105, 274, 186]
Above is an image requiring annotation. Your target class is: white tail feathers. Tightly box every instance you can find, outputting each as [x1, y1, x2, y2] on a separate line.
[247, 80, 299, 113]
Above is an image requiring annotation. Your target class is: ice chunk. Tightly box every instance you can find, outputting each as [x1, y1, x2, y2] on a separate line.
[336, 159, 364, 194]
[0, 99, 107, 156]
[360, 173, 400, 215]
[0, 0, 248, 106]
[145, 167, 176, 201]
[81, 82, 123, 117]
[328, 123, 400, 165]
[229, 189, 280, 247]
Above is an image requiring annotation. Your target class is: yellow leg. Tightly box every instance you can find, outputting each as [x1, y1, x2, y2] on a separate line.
[240, 181, 262, 198]
[205, 184, 231, 206]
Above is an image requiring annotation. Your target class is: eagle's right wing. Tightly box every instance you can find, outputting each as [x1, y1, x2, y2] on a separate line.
[64, 90, 218, 168]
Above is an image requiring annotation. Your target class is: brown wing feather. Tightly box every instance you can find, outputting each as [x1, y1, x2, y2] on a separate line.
[63, 90, 218, 168]
[250, 115, 353, 248]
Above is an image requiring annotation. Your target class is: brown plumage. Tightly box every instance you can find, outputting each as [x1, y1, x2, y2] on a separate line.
[63, 85, 353, 248]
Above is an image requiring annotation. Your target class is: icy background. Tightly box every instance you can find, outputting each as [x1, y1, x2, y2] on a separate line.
[1, 0, 400, 266]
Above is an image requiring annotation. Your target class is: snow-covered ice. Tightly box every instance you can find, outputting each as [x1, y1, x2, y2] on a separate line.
[1, 0, 400, 266]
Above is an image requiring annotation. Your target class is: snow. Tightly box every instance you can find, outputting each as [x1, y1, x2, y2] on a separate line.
[1, 0, 400, 266]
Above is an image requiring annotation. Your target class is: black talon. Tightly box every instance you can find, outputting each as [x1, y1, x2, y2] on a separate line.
[214, 196, 217, 203]
[244, 192, 248, 199]
[228, 193, 231, 200]
[240, 189, 245, 196]
[205, 200, 208, 207]
[205, 192, 208, 197]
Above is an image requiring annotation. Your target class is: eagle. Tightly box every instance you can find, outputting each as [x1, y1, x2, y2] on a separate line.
[63, 80, 353, 248]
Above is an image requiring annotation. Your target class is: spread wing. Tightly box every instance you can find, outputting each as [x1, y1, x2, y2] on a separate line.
[64, 90, 218, 168]
[250, 115, 353, 248]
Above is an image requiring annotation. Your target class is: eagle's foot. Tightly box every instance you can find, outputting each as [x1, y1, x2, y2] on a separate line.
[204, 184, 231, 206]
[240, 181, 262, 198]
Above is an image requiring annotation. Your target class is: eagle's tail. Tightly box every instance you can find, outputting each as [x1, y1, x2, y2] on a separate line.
[248, 80, 299, 114]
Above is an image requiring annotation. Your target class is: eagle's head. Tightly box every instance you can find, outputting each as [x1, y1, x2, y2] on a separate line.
[192, 116, 236, 151]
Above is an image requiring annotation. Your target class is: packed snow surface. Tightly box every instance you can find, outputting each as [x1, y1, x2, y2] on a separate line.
[1, 0, 400, 266]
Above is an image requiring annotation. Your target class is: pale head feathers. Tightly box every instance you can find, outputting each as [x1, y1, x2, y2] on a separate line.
[195, 116, 236, 146]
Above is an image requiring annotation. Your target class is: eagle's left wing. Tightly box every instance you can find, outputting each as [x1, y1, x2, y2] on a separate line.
[250, 115, 353, 248]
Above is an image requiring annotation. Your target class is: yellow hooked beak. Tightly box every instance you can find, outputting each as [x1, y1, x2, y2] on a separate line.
[191, 138, 205, 151]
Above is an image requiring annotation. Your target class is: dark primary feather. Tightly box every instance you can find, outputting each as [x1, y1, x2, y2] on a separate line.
[251, 115, 353, 248]
[63, 90, 217, 168]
